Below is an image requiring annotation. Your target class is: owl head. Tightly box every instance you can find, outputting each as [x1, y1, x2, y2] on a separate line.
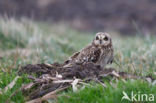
[93, 32, 112, 47]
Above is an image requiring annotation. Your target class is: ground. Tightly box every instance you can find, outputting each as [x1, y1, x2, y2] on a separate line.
[0, 18, 156, 103]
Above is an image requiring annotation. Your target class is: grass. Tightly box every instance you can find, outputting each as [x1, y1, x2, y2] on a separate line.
[58, 80, 156, 103]
[0, 18, 156, 103]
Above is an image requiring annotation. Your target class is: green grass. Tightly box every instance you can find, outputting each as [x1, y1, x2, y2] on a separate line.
[58, 80, 156, 103]
[0, 18, 156, 103]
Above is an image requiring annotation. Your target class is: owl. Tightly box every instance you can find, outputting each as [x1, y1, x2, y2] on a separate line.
[64, 32, 114, 68]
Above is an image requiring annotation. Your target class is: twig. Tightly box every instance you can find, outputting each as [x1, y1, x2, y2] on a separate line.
[53, 79, 74, 84]
[111, 71, 120, 78]
[26, 86, 70, 103]
[95, 79, 107, 88]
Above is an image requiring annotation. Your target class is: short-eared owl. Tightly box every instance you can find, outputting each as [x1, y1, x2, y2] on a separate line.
[64, 32, 114, 68]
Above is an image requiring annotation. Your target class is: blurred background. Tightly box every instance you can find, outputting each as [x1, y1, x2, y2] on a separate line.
[1, 0, 156, 35]
[0, 1, 156, 102]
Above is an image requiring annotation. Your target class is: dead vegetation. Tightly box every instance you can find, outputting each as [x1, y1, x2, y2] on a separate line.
[14, 62, 154, 103]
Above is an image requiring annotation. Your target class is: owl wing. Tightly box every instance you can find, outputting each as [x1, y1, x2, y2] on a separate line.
[64, 51, 80, 64]
[64, 45, 101, 67]
[78, 45, 101, 63]
[70, 52, 80, 59]
[89, 48, 101, 63]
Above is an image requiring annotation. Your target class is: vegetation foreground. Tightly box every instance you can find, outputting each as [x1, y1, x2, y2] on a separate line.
[0, 18, 156, 103]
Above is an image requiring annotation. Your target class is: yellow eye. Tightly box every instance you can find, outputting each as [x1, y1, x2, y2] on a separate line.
[104, 36, 108, 41]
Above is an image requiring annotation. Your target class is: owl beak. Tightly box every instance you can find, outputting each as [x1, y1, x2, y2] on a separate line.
[100, 40, 102, 44]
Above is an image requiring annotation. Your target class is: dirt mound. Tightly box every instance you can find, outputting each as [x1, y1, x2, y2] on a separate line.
[20, 62, 106, 79]
[16, 62, 155, 102]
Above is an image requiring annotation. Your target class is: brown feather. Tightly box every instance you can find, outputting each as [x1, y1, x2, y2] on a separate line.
[64, 32, 114, 68]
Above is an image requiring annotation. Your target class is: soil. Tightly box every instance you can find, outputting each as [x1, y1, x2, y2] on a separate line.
[19, 62, 106, 79]
[18, 62, 154, 102]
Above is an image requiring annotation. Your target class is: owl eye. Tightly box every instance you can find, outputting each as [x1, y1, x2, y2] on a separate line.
[96, 36, 99, 40]
[104, 36, 108, 41]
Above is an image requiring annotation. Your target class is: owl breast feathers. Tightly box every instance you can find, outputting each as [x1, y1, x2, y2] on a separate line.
[64, 32, 114, 68]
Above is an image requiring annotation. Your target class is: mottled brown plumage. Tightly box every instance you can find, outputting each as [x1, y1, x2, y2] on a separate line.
[64, 32, 114, 68]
